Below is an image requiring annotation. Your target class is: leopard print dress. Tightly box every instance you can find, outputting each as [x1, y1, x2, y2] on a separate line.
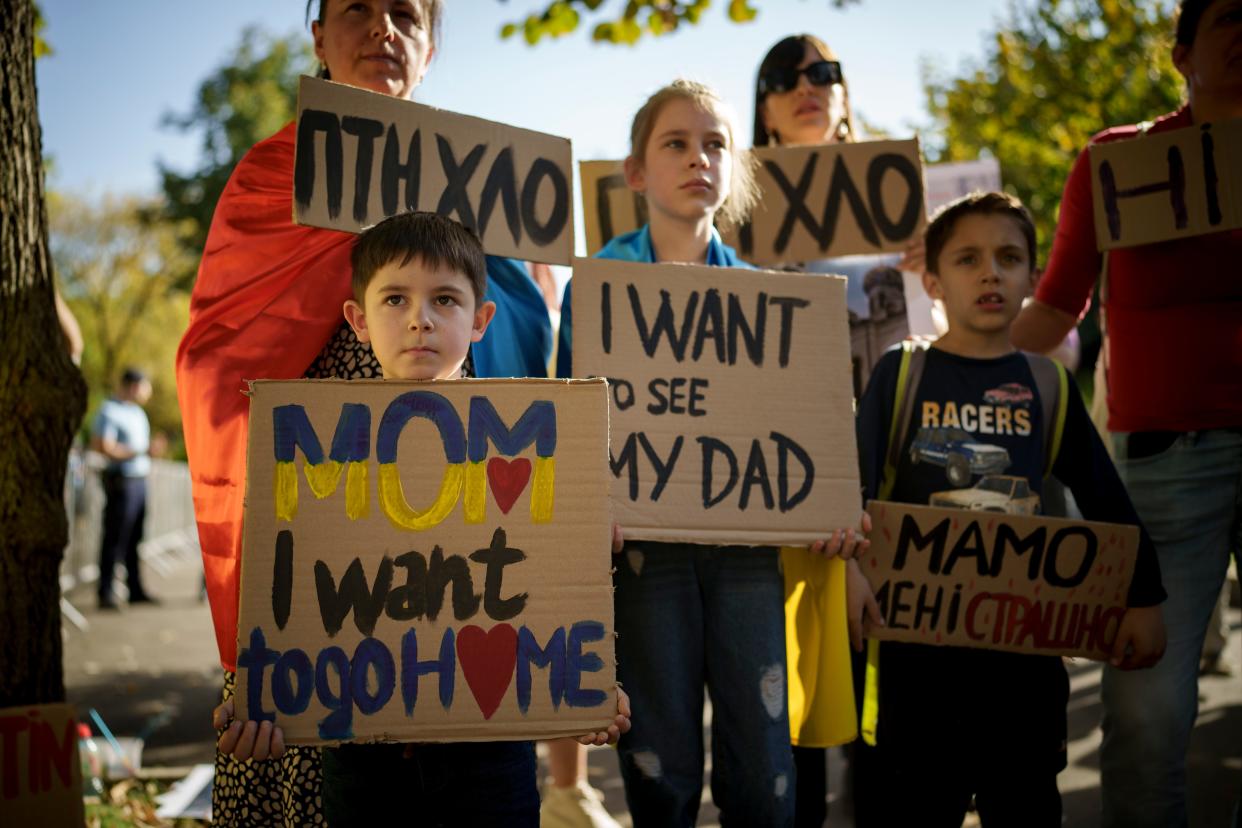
[211, 322, 379, 828]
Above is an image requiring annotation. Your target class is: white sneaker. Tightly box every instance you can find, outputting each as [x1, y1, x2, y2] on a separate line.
[540, 780, 622, 828]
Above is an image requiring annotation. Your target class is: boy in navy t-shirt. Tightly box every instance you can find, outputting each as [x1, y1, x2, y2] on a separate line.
[852, 192, 1166, 826]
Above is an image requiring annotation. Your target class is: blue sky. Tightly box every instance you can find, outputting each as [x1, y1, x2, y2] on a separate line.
[36, 0, 1014, 197]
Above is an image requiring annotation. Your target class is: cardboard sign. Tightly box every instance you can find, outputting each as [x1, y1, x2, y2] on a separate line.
[237, 379, 615, 744]
[723, 139, 926, 265]
[0, 703, 84, 828]
[571, 258, 860, 545]
[923, 157, 1003, 215]
[294, 76, 574, 264]
[579, 139, 925, 263]
[861, 502, 1139, 659]
[579, 160, 644, 258]
[1089, 117, 1242, 250]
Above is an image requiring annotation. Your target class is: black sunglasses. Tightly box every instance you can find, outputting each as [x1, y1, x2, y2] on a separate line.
[759, 60, 843, 96]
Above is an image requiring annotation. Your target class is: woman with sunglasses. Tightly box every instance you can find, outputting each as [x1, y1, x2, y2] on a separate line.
[753, 34, 895, 828]
[178, 2, 557, 824]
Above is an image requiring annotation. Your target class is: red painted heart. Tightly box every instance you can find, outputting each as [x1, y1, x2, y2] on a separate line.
[456, 623, 517, 720]
[487, 457, 532, 514]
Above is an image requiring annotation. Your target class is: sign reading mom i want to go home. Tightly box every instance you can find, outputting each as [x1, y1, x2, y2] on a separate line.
[236, 379, 615, 744]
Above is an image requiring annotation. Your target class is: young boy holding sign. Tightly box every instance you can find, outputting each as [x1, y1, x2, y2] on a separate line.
[213, 211, 630, 827]
[852, 192, 1166, 826]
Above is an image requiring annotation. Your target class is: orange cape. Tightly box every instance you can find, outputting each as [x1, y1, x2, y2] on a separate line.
[177, 123, 355, 670]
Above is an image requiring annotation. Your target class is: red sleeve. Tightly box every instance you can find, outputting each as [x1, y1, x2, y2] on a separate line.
[175, 123, 355, 670]
[1035, 146, 1102, 320]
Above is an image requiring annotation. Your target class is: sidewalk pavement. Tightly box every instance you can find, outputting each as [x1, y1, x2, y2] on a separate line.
[63, 554, 1241, 826]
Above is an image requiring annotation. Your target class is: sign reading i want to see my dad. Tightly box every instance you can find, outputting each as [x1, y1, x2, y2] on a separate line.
[294, 76, 574, 264]
[571, 258, 860, 545]
[860, 502, 1139, 660]
[236, 379, 615, 744]
[580, 138, 926, 264]
[1089, 117, 1242, 250]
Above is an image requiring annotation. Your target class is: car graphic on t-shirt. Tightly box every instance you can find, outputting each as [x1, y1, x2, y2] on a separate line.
[983, 382, 1034, 407]
[930, 475, 1041, 515]
[909, 427, 1010, 487]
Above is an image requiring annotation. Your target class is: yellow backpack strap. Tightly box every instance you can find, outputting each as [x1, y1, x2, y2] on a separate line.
[1023, 354, 1069, 478]
[864, 341, 927, 746]
[879, 341, 927, 501]
[861, 638, 881, 745]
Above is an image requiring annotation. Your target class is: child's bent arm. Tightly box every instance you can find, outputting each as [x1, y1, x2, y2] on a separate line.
[846, 559, 884, 652]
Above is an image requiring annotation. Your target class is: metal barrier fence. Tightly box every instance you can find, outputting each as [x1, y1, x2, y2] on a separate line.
[61, 451, 200, 628]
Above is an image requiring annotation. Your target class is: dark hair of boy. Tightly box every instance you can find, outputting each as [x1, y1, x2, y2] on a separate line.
[923, 191, 1038, 276]
[1175, 0, 1218, 45]
[350, 211, 487, 305]
[120, 367, 147, 387]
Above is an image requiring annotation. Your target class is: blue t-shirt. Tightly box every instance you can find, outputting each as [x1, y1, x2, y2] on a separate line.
[92, 398, 151, 477]
[471, 256, 552, 380]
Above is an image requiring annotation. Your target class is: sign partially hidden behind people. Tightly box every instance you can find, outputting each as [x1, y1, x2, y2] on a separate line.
[1089, 117, 1242, 250]
[294, 76, 574, 264]
[571, 258, 859, 545]
[0, 703, 84, 828]
[860, 502, 1138, 660]
[236, 379, 615, 744]
[580, 160, 644, 258]
[725, 138, 926, 265]
[579, 139, 925, 263]
[923, 158, 1003, 215]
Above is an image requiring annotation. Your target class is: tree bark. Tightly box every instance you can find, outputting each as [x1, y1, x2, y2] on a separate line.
[0, 0, 88, 706]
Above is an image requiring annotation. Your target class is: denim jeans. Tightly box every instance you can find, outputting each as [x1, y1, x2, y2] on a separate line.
[613, 542, 795, 827]
[321, 740, 538, 827]
[1101, 429, 1242, 828]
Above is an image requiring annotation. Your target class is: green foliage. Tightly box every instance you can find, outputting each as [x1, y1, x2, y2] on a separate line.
[33, 1, 51, 57]
[922, 0, 1183, 263]
[158, 28, 314, 288]
[49, 193, 194, 450]
[500, 0, 857, 46]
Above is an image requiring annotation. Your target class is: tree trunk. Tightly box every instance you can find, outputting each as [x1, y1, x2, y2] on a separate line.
[0, 0, 88, 706]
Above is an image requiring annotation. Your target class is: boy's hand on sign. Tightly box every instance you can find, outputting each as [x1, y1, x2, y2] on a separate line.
[576, 687, 632, 746]
[811, 511, 872, 560]
[213, 698, 286, 761]
[612, 523, 625, 554]
[846, 559, 884, 652]
[1110, 605, 1167, 670]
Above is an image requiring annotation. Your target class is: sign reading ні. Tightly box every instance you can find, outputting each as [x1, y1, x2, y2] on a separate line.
[0, 703, 84, 828]
[860, 502, 1139, 659]
[571, 258, 860, 545]
[237, 379, 615, 744]
[294, 76, 574, 264]
[1089, 117, 1242, 250]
